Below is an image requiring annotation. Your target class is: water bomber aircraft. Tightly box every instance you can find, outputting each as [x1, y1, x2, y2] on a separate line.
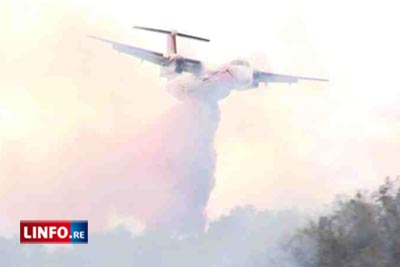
[90, 26, 327, 101]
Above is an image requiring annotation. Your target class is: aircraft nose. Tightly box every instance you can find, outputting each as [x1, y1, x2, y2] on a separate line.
[229, 66, 253, 85]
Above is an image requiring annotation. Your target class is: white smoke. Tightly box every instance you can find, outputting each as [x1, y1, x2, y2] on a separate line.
[0, 207, 305, 267]
[106, 99, 221, 234]
[0, 99, 220, 235]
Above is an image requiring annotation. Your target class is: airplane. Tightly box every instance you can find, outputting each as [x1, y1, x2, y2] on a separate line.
[89, 26, 327, 102]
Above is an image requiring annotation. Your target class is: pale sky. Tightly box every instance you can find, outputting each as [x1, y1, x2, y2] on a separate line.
[1, 0, 400, 234]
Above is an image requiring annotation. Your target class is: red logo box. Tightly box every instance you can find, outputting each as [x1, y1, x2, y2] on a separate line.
[20, 220, 88, 244]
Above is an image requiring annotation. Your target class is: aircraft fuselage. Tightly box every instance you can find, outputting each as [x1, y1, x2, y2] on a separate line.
[166, 63, 255, 101]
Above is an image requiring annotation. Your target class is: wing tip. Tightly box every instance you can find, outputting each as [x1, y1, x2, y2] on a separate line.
[298, 76, 329, 82]
[87, 35, 111, 44]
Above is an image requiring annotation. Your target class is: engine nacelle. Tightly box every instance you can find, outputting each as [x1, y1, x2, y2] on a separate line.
[160, 56, 184, 77]
[250, 80, 259, 88]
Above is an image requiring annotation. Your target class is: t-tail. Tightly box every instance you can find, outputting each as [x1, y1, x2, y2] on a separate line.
[133, 26, 210, 56]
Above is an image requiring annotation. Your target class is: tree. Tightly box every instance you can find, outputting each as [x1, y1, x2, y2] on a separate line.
[290, 177, 400, 267]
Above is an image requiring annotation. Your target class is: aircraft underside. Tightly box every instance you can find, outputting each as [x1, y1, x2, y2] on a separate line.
[166, 69, 245, 102]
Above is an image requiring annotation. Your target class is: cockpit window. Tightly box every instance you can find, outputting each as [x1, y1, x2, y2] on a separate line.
[230, 59, 250, 66]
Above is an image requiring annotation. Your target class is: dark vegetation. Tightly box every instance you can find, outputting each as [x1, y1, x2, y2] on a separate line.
[290, 178, 400, 267]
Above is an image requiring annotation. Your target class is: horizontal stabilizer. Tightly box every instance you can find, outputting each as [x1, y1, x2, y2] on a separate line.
[133, 26, 210, 42]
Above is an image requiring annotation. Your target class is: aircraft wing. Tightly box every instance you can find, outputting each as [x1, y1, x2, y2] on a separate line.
[89, 36, 169, 65]
[89, 36, 203, 74]
[254, 70, 328, 84]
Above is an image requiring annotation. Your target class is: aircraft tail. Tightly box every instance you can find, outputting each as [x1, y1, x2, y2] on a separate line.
[133, 26, 209, 56]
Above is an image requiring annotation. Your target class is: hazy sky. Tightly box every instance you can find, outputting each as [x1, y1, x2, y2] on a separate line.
[1, 0, 400, 234]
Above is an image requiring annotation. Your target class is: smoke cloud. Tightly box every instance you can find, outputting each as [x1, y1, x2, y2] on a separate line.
[1, 100, 220, 234]
[0, 207, 305, 267]
[106, 100, 220, 233]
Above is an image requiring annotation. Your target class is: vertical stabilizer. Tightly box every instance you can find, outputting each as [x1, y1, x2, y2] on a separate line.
[167, 31, 177, 55]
